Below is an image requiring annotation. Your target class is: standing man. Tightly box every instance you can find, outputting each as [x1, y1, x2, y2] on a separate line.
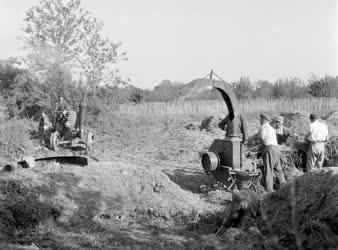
[305, 114, 329, 171]
[259, 114, 286, 192]
[216, 171, 267, 236]
[274, 116, 297, 145]
[218, 114, 248, 143]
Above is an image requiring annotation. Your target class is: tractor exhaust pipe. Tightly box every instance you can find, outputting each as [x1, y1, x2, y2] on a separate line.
[78, 90, 86, 137]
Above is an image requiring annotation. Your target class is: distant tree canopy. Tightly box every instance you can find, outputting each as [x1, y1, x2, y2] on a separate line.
[142, 75, 337, 103]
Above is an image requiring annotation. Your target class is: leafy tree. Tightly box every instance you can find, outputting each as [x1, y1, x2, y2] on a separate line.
[253, 80, 273, 99]
[271, 80, 288, 99]
[23, 0, 126, 88]
[128, 89, 144, 105]
[23, 0, 88, 68]
[308, 75, 337, 97]
[79, 16, 126, 94]
[40, 63, 82, 110]
[232, 76, 253, 100]
[0, 60, 48, 118]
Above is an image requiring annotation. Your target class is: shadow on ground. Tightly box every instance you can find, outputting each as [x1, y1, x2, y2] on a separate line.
[164, 168, 211, 193]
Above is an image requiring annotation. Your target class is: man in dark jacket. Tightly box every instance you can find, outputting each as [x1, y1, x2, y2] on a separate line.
[216, 171, 267, 236]
[55, 95, 69, 113]
[218, 114, 248, 143]
[274, 116, 297, 145]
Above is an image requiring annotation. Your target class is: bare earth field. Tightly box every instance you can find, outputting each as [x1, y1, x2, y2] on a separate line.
[1, 110, 338, 249]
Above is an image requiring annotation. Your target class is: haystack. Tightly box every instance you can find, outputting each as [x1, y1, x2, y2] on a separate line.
[262, 171, 338, 249]
[199, 116, 222, 132]
[324, 110, 338, 127]
[279, 112, 310, 138]
[325, 136, 338, 166]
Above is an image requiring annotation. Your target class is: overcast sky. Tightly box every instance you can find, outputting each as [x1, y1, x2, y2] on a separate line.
[0, 0, 337, 88]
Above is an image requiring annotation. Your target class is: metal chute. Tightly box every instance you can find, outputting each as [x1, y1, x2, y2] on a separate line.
[177, 70, 239, 119]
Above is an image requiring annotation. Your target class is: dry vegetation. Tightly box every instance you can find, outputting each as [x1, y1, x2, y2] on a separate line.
[0, 98, 337, 249]
[120, 98, 338, 117]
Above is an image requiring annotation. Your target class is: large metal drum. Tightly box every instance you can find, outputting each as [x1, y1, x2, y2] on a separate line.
[201, 152, 219, 173]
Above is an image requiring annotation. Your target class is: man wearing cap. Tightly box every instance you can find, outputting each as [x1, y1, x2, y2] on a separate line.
[55, 95, 69, 114]
[258, 113, 286, 192]
[274, 116, 297, 145]
[54, 95, 70, 127]
[305, 114, 329, 171]
[216, 171, 267, 236]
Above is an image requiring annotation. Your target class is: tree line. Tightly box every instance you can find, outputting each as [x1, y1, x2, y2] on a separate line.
[0, 0, 337, 119]
[129, 75, 338, 104]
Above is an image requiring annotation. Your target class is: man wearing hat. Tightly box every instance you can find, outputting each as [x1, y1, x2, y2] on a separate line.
[258, 113, 285, 192]
[216, 171, 267, 236]
[305, 113, 329, 171]
[54, 95, 70, 128]
[274, 116, 297, 145]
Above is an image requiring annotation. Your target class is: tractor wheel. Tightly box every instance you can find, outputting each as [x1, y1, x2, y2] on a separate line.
[86, 132, 94, 150]
[50, 131, 60, 151]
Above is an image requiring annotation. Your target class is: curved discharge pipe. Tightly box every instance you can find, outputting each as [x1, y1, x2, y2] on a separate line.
[179, 78, 239, 120]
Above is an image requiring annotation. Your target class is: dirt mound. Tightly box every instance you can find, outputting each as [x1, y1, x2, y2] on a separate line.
[262, 171, 338, 249]
[0, 177, 60, 242]
[88, 161, 215, 227]
[1, 161, 216, 230]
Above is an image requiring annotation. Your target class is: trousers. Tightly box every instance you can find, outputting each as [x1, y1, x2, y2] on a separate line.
[306, 142, 325, 171]
[262, 145, 286, 192]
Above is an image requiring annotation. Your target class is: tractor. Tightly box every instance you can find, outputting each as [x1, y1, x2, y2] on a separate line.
[183, 71, 261, 192]
[38, 93, 94, 151]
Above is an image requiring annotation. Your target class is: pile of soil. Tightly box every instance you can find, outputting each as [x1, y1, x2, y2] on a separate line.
[0, 178, 59, 242]
[262, 171, 338, 249]
[86, 161, 218, 227]
[0, 161, 219, 231]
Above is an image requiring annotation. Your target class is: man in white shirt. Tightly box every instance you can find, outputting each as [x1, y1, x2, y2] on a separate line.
[305, 113, 329, 171]
[259, 113, 286, 192]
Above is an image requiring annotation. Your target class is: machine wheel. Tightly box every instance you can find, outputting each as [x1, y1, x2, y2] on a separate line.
[86, 132, 94, 150]
[50, 131, 60, 151]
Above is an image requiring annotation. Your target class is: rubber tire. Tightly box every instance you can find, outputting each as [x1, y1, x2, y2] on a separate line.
[86, 132, 94, 150]
[50, 131, 60, 151]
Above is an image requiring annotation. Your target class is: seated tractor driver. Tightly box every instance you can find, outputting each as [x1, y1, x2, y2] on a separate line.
[54, 96, 70, 124]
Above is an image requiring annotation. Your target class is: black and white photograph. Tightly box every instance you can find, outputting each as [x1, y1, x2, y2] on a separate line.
[0, 0, 337, 249]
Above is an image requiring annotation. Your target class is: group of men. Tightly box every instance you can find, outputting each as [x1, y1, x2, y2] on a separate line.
[215, 112, 329, 237]
[258, 112, 329, 192]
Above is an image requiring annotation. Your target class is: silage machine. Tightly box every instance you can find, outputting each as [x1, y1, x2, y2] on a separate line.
[184, 71, 261, 192]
